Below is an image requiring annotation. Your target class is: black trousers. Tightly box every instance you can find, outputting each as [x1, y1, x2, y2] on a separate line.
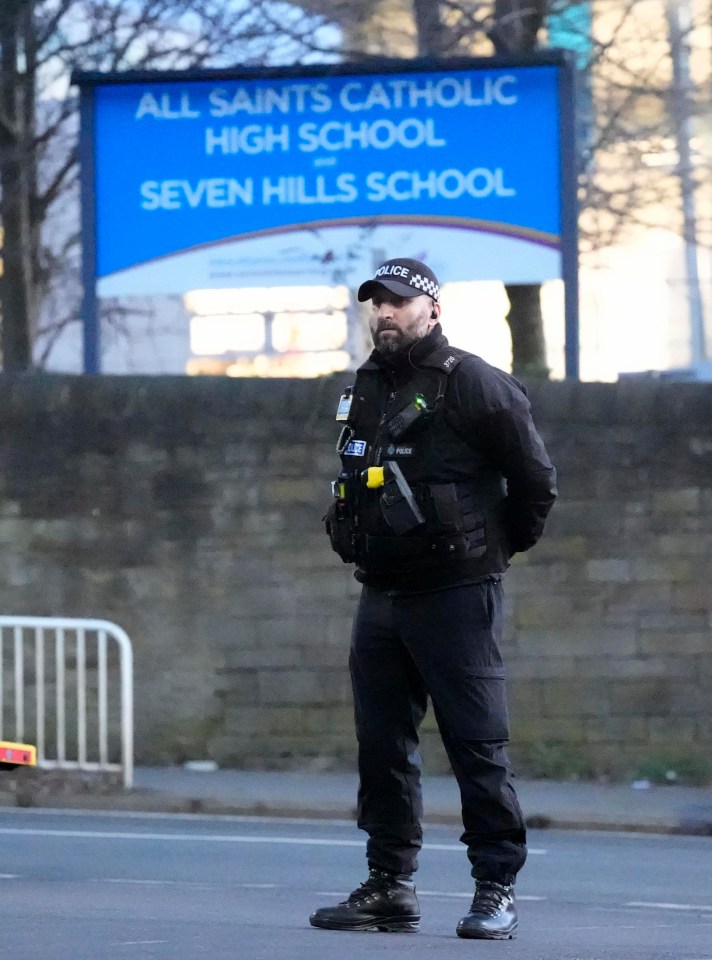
[349, 580, 526, 883]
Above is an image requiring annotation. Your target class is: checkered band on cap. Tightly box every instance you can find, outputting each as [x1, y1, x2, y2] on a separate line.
[409, 273, 440, 299]
[357, 257, 441, 303]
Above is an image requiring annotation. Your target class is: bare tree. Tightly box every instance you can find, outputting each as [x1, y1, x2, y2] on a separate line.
[0, 0, 333, 371]
[0, 1, 35, 370]
[413, 0, 449, 54]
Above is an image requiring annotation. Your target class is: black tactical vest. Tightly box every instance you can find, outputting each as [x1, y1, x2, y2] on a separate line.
[330, 346, 511, 584]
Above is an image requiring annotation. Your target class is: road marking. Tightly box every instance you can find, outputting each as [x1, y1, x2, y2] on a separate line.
[101, 879, 278, 889]
[1, 807, 359, 828]
[627, 901, 712, 912]
[0, 827, 545, 853]
[113, 942, 169, 946]
[570, 925, 676, 930]
[0, 828, 368, 846]
[0, 874, 20, 879]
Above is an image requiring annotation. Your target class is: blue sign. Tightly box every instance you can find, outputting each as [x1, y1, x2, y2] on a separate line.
[90, 64, 563, 288]
[75, 56, 579, 376]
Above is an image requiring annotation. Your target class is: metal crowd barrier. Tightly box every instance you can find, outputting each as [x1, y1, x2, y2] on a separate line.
[0, 616, 134, 788]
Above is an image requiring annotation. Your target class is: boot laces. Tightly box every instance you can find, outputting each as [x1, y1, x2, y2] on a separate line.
[345, 870, 397, 906]
[469, 881, 512, 917]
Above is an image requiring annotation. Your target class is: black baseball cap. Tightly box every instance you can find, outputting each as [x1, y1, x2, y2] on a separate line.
[357, 258, 440, 302]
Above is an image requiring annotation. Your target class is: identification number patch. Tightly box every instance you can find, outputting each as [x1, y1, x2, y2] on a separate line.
[335, 391, 353, 421]
[344, 440, 367, 457]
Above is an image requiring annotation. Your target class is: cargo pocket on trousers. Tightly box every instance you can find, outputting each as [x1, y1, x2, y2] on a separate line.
[463, 667, 510, 741]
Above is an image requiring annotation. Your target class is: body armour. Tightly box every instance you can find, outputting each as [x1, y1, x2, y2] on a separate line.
[325, 339, 515, 592]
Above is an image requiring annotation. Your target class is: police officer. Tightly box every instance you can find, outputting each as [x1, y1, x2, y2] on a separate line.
[311, 258, 557, 940]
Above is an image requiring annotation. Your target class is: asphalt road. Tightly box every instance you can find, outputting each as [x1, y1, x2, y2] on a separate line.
[1, 809, 711, 960]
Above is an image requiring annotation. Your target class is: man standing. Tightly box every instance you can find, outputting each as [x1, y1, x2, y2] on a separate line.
[311, 258, 557, 939]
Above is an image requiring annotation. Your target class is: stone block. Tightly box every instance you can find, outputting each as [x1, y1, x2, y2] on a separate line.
[672, 582, 712, 612]
[585, 559, 630, 582]
[651, 488, 701, 515]
[570, 381, 616, 422]
[325, 616, 356, 647]
[225, 645, 305, 669]
[539, 678, 610, 717]
[300, 645, 350, 668]
[0, 499, 21, 518]
[507, 562, 572, 592]
[629, 557, 694, 582]
[318, 669, 352, 704]
[266, 707, 308, 735]
[220, 583, 283, 616]
[508, 656, 578, 679]
[511, 716, 587, 742]
[191, 615, 260, 650]
[302, 705, 355, 736]
[694, 717, 712, 739]
[221, 705, 263, 735]
[263, 478, 320, 506]
[521, 626, 636, 657]
[603, 581, 673, 619]
[584, 717, 648, 744]
[696, 654, 712, 684]
[573, 654, 697, 681]
[524, 535, 589, 562]
[0, 518, 30, 546]
[258, 669, 320, 705]
[508, 680, 542, 717]
[657, 533, 712, 556]
[608, 679, 672, 717]
[637, 631, 709, 657]
[257, 616, 330, 648]
[637, 611, 708, 630]
[545, 502, 621, 539]
[213, 669, 260, 703]
[271, 540, 335, 570]
[666, 682, 706, 717]
[513, 591, 602, 630]
[513, 595, 576, 629]
[646, 717, 698, 742]
[266, 444, 312, 470]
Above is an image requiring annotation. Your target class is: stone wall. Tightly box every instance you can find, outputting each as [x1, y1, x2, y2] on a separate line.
[0, 374, 710, 781]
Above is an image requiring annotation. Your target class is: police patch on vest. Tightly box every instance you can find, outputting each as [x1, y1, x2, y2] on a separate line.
[344, 439, 367, 456]
[386, 444, 415, 457]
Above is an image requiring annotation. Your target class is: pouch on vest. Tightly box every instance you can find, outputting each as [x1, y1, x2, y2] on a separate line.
[324, 500, 357, 563]
[378, 460, 425, 535]
[384, 394, 432, 441]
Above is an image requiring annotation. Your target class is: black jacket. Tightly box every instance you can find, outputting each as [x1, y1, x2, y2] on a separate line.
[329, 326, 557, 591]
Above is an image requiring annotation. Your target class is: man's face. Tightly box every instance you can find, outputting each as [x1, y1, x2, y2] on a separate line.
[368, 289, 438, 354]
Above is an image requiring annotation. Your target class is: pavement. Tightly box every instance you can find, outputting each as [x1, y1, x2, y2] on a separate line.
[2, 764, 711, 835]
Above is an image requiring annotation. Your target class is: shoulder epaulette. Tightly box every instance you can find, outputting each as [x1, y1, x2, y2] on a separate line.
[419, 346, 470, 374]
[357, 346, 472, 375]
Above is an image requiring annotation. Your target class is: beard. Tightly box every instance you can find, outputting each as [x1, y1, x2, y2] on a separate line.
[372, 314, 431, 354]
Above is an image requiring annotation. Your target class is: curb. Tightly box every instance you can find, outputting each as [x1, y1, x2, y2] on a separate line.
[0, 788, 701, 835]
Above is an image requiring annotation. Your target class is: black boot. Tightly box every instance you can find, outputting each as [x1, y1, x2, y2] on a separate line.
[309, 868, 420, 932]
[456, 881, 518, 940]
